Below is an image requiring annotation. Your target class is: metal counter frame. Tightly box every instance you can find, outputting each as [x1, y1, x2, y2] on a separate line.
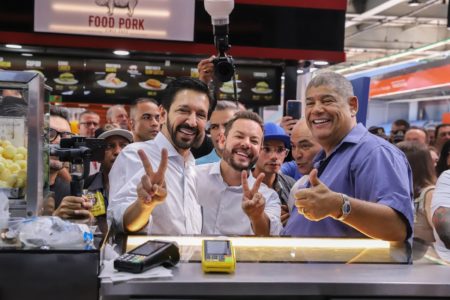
[101, 261, 450, 299]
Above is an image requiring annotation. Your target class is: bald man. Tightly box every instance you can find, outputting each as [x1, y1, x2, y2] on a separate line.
[285, 119, 322, 211]
[405, 127, 428, 145]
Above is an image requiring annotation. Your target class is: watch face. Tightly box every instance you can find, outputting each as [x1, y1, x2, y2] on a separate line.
[343, 202, 351, 214]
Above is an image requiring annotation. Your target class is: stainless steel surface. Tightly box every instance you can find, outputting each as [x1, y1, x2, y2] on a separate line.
[101, 261, 450, 298]
[25, 73, 45, 217]
[0, 70, 49, 217]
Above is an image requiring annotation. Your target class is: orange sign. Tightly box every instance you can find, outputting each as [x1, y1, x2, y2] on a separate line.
[370, 64, 450, 98]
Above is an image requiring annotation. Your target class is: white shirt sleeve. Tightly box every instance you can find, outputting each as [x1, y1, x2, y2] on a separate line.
[431, 170, 450, 215]
[261, 185, 283, 236]
[108, 143, 146, 232]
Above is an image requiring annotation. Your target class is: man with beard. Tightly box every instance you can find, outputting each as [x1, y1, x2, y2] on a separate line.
[252, 122, 295, 226]
[53, 129, 133, 225]
[108, 77, 213, 234]
[196, 111, 282, 236]
[44, 106, 73, 214]
[282, 72, 413, 242]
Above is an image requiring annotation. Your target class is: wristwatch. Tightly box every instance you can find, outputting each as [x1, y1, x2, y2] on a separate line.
[337, 193, 351, 221]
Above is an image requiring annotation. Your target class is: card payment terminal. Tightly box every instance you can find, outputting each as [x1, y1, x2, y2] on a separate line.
[114, 240, 180, 273]
[201, 239, 236, 273]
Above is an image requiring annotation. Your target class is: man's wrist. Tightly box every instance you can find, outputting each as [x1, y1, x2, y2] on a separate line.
[137, 197, 158, 211]
[332, 193, 351, 221]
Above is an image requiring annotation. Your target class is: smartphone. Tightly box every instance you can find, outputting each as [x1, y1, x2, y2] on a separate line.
[286, 100, 302, 120]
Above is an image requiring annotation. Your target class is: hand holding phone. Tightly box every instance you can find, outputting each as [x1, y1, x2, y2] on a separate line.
[286, 100, 302, 120]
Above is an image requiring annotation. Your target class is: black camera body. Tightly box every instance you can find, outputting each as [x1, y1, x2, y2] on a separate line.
[59, 136, 106, 163]
[50, 136, 106, 196]
[213, 55, 235, 83]
[211, 23, 235, 83]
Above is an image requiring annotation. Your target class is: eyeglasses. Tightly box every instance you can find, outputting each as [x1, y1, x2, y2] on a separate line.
[79, 121, 99, 128]
[140, 113, 160, 122]
[261, 146, 289, 156]
[47, 128, 73, 142]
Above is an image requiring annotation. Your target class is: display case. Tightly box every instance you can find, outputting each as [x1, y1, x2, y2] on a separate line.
[124, 235, 412, 264]
[101, 235, 450, 300]
[0, 70, 49, 217]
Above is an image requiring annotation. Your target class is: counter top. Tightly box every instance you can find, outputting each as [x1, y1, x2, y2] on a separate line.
[101, 261, 450, 298]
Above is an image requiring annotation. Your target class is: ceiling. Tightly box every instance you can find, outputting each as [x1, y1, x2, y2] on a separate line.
[330, 0, 450, 76]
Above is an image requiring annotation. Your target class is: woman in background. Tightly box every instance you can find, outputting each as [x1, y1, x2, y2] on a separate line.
[397, 141, 436, 243]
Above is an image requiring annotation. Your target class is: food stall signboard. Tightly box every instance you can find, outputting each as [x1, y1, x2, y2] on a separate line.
[34, 0, 196, 42]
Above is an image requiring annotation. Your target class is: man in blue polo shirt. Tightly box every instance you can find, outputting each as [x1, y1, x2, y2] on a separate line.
[282, 72, 414, 242]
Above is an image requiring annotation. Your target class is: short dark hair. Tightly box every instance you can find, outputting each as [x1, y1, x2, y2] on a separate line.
[435, 123, 450, 139]
[436, 139, 450, 177]
[130, 98, 159, 119]
[392, 119, 410, 130]
[49, 106, 69, 122]
[160, 77, 215, 116]
[79, 110, 99, 121]
[215, 100, 239, 112]
[224, 111, 264, 137]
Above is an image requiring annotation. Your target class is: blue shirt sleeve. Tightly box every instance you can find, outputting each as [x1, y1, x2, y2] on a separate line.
[352, 144, 415, 240]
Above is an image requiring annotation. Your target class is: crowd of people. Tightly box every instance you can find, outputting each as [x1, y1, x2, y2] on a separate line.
[43, 61, 450, 254]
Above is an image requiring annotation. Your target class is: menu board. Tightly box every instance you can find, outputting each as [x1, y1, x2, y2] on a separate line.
[0, 53, 85, 97]
[0, 52, 281, 106]
[216, 65, 282, 107]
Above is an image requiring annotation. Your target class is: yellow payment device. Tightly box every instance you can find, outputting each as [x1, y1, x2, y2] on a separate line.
[201, 239, 236, 273]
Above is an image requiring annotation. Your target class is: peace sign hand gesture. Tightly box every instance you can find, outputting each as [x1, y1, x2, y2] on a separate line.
[136, 148, 168, 207]
[241, 170, 266, 220]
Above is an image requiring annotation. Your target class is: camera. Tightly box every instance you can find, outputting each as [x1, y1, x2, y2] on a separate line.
[213, 55, 235, 83]
[50, 136, 106, 196]
[58, 136, 106, 163]
[204, 0, 235, 83]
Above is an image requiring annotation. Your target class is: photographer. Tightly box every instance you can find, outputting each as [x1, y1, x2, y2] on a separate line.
[44, 107, 73, 214]
[53, 128, 133, 222]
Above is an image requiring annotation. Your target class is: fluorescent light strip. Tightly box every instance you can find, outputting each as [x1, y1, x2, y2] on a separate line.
[52, 3, 170, 18]
[5, 44, 22, 49]
[49, 24, 167, 37]
[337, 38, 450, 74]
[371, 83, 450, 99]
[345, 50, 450, 79]
[127, 236, 391, 249]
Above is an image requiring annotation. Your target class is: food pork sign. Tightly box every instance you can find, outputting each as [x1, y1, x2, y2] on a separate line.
[34, 0, 195, 41]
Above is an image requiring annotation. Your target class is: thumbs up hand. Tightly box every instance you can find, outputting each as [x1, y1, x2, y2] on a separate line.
[294, 169, 342, 221]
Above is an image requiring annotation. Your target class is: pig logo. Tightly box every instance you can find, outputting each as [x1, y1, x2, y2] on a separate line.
[95, 0, 139, 17]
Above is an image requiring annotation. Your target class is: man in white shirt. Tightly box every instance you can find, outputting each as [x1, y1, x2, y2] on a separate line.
[431, 170, 450, 259]
[196, 111, 282, 236]
[108, 77, 213, 234]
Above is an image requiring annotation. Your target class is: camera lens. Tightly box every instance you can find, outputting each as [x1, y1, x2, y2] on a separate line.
[214, 59, 234, 82]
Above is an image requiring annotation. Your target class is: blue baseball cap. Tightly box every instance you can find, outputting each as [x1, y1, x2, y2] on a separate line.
[263, 122, 290, 148]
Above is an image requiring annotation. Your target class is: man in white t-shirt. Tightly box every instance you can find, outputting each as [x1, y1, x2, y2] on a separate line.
[431, 170, 450, 260]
